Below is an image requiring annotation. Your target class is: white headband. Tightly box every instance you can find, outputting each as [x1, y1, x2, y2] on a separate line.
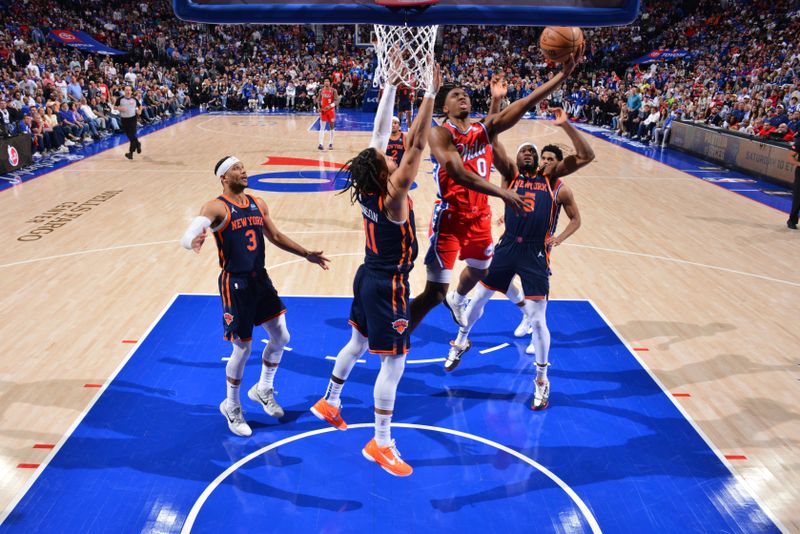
[215, 156, 240, 178]
[516, 142, 538, 156]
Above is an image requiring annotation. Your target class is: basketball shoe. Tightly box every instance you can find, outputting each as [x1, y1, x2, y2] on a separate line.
[445, 339, 471, 372]
[362, 438, 412, 477]
[220, 400, 252, 437]
[310, 398, 347, 430]
[530, 379, 550, 411]
[248, 385, 284, 418]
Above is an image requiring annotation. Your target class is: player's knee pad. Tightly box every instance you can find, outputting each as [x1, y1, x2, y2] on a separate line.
[226, 339, 252, 380]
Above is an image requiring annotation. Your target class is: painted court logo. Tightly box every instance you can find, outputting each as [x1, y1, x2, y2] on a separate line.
[392, 319, 408, 334]
[8, 146, 19, 167]
[224, 313, 234, 325]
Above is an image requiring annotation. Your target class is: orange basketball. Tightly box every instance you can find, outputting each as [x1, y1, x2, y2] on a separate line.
[539, 26, 584, 63]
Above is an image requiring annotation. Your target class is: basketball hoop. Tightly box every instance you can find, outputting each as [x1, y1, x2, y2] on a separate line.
[372, 23, 438, 93]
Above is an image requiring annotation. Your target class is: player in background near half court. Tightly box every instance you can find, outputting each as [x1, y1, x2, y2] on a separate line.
[181, 157, 330, 436]
[386, 116, 406, 166]
[408, 47, 584, 337]
[397, 83, 413, 129]
[310, 65, 442, 477]
[317, 78, 338, 150]
[446, 98, 594, 411]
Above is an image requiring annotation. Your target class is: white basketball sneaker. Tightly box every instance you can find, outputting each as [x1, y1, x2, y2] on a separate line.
[531, 379, 550, 411]
[248, 385, 285, 418]
[220, 400, 252, 437]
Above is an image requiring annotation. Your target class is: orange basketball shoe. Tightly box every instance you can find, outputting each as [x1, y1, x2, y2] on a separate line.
[310, 398, 347, 430]
[362, 438, 413, 477]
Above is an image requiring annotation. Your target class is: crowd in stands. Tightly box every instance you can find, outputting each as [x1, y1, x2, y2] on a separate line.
[0, 0, 798, 166]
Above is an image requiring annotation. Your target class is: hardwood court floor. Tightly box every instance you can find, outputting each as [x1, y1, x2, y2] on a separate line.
[0, 113, 798, 530]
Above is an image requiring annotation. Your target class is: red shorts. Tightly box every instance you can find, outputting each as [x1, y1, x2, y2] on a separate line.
[320, 110, 335, 124]
[425, 203, 494, 270]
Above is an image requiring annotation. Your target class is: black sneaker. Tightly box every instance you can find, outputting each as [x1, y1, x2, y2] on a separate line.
[125, 152, 133, 160]
[445, 339, 471, 372]
[788, 219, 798, 230]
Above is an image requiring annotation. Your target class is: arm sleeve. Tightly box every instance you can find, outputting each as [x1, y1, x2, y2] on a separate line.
[368, 84, 397, 152]
[180, 216, 212, 250]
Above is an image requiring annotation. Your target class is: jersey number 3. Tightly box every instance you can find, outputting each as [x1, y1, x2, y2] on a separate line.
[245, 229, 258, 251]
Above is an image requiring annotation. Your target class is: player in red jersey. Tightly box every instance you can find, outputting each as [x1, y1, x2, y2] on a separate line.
[409, 48, 583, 336]
[317, 78, 338, 150]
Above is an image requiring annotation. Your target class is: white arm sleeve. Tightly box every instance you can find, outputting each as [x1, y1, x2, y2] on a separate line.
[180, 216, 212, 250]
[369, 84, 397, 152]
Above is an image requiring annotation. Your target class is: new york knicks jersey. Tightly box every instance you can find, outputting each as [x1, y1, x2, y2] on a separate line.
[501, 172, 563, 265]
[359, 192, 417, 274]
[432, 121, 494, 214]
[386, 133, 405, 165]
[213, 195, 266, 273]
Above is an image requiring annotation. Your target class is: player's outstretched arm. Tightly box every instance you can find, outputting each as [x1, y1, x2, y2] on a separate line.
[385, 65, 442, 221]
[487, 74, 517, 186]
[255, 198, 330, 270]
[547, 107, 595, 178]
[369, 84, 397, 152]
[429, 126, 525, 214]
[549, 185, 581, 248]
[484, 46, 583, 137]
[180, 199, 227, 253]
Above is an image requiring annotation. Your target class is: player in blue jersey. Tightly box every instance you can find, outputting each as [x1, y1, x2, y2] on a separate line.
[386, 116, 406, 165]
[445, 82, 594, 410]
[180, 157, 330, 437]
[310, 65, 441, 477]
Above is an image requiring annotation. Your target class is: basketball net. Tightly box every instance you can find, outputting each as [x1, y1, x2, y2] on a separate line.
[373, 24, 438, 93]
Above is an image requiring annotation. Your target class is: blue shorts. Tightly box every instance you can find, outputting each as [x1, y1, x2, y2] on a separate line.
[481, 240, 550, 300]
[349, 264, 410, 355]
[219, 269, 286, 342]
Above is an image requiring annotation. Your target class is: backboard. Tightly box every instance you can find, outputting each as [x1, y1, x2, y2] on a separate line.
[173, 0, 641, 26]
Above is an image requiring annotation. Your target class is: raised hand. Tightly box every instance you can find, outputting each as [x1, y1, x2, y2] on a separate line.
[561, 42, 585, 76]
[490, 73, 508, 99]
[549, 107, 568, 126]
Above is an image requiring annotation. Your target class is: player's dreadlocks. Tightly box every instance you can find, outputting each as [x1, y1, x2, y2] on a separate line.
[338, 148, 390, 205]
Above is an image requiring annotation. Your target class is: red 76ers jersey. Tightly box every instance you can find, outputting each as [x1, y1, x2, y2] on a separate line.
[432, 121, 494, 215]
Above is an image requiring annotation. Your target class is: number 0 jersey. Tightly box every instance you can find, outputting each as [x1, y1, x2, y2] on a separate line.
[431, 121, 494, 215]
[359, 192, 417, 274]
[213, 194, 266, 273]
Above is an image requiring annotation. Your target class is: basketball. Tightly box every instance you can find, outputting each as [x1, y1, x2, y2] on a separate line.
[539, 26, 584, 63]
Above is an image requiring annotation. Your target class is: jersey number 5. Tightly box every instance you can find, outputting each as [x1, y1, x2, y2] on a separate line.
[245, 229, 258, 251]
[522, 192, 536, 213]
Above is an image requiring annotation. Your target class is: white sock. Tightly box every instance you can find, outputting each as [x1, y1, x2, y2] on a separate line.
[375, 412, 392, 446]
[328, 128, 334, 145]
[259, 364, 277, 392]
[536, 362, 549, 382]
[318, 123, 326, 145]
[226, 381, 240, 409]
[325, 379, 344, 407]
[455, 328, 470, 347]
